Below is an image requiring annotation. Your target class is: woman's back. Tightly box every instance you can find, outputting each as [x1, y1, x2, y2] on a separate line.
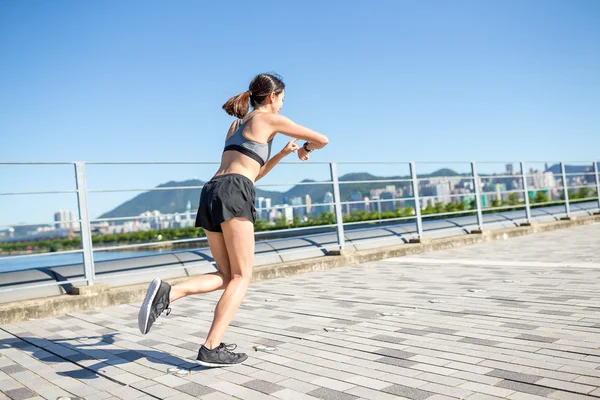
[217, 112, 275, 180]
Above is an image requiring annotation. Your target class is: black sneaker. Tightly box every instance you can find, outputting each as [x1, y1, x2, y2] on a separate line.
[196, 343, 248, 367]
[138, 278, 171, 335]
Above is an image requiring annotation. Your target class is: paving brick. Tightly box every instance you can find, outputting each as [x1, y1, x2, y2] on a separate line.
[271, 388, 321, 400]
[0, 365, 27, 375]
[507, 393, 556, 400]
[548, 390, 599, 400]
[459, 381, 515, 397]
[174, 382, 215, 396]
[344, 385, 402, 400]
[242, 379, 286, 394]
[535, 378, 596, 394]
[495, 380, 555, 396]
[2, 387, 37, 400]
[307, 387, 360, 400]
[381, 384, 435, 400]
[419, 382, 474, 398]
[485, 369, 543, 384]
[277, 378, 320, 393]
[310, 376, 355, 392]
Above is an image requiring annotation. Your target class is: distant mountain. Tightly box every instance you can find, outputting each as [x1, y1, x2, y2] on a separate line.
[98, 168, 463, 219]
[99, 179, 284, 219]
[547, 163, 599, 175]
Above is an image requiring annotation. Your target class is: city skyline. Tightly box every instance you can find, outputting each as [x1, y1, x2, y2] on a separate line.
[2, 162, 597, 240]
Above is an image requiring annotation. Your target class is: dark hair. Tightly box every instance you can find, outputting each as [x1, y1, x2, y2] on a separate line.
[222, 73, 285, 118]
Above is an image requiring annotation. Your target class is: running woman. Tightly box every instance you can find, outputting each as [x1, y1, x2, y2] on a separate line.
[138, 73, 329, 366]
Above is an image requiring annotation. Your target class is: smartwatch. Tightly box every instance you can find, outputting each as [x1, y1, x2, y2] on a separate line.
[303, 142, 314, 153]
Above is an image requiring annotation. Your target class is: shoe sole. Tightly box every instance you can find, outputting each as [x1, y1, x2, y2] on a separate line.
[195, 358, 246, 367]
[138, 278, 161, 334]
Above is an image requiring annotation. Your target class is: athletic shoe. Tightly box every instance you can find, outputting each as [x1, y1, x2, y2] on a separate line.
[195, 343, 248, 367]
[138, 278, 171, 335]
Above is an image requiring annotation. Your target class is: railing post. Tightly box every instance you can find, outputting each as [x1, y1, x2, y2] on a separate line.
[520, 161, 532, 224]
[594, 161, 600, 213]
[409, 162, 424, 240]
[329, 162, 345, 251]
[74, 162, 95, 285]
[560, 162, 571, 218]
[471, 161, 484, 232]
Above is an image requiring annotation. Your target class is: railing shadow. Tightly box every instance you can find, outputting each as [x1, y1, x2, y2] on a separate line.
[0, 332, 211, 381]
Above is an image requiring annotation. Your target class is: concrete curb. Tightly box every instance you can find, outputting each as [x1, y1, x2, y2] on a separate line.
[1, 214, 599, 324]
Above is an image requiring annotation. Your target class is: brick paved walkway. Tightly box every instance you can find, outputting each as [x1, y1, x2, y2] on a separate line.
[1, 224, 600, 399]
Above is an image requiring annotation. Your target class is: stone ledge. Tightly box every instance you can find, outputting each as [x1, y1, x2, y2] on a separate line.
[71, 283, 110, 295]
[1, 213, 599, 324]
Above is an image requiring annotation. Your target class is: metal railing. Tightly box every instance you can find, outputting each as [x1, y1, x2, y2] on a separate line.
[1, 160, 599, 291]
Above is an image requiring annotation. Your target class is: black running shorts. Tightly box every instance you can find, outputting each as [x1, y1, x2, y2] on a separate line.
[194, 173, 256, 232]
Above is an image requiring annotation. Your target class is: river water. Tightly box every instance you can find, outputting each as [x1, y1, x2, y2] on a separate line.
[0, 250, 171, 273]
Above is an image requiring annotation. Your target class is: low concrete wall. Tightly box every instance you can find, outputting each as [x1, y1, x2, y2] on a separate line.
[1, 214, 598, 324]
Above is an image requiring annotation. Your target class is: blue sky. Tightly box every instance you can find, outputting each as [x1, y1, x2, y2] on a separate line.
[1, 0, 599, 226]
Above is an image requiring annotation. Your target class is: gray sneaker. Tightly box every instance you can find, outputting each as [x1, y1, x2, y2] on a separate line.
[138, 278, 171, 335]
[196, 343, 248, 367]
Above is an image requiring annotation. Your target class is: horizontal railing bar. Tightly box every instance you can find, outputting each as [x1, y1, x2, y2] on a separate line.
[1, 219, 82, 228]
[0, 278, 87, 293]
[85, 161, 334, 165]
[88, 186, 204, 193]
[563, 172, 596, 176]
[479, 189, 525, 196]
[567, 184, 598, 190]
[85, 161, 221, 165]
[482, 204, 527, 212]
[418, 193, 475, 201]
[416, 176, 473, 181]
[340, 197, 415, 206]
[93, 237, 206, 252]
[334, 161, 410, 164]
[0, 190, 78, 196]
[342, 215, 416, 227]
[421, 209, 476, 219]
[255, 181, 333, 187]
[337, 178, 413, 185]
[254, 223, 338, 235]
[91, 213, 197, 223]
[528, 199, 566, 207]
[0, 249, 84, 261]
[1, 161, 593, 166]
[90, 181, 336, 193]
[527, 186, 564, 192]
[569, 197, 599, 203]
[479, 174, 523, 179]
[0, 162, 76, 165]
[257, 201, 335, 211]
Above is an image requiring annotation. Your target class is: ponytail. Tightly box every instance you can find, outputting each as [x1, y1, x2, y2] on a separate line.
[222, 91, 250, 118]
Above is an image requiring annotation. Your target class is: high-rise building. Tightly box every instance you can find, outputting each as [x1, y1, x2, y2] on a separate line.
[349, 191, 362, 213]
[380, 192, 395, 212]
[255, 197, 272, 220]
[433, 184, 451, 203]
[506, 163, 514, 175]
[323, 192, 334, 214]
[283, 205, 294, 223]
[54, 209, 77, 229]
[290, 197, 304, 218]
[305, 194, 312, 215]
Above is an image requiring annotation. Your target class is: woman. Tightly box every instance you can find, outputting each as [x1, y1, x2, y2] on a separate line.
[138, 73, 329, 367]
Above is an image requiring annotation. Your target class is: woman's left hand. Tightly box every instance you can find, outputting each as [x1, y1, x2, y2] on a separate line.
[282, 139, 300, 155]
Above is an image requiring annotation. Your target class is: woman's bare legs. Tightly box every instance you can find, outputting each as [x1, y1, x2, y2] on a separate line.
[203, 217, 254, 349]
[169, 230, 232, 303]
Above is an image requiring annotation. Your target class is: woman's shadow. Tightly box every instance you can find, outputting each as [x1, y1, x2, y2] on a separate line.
[0, 332, 211, 380]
